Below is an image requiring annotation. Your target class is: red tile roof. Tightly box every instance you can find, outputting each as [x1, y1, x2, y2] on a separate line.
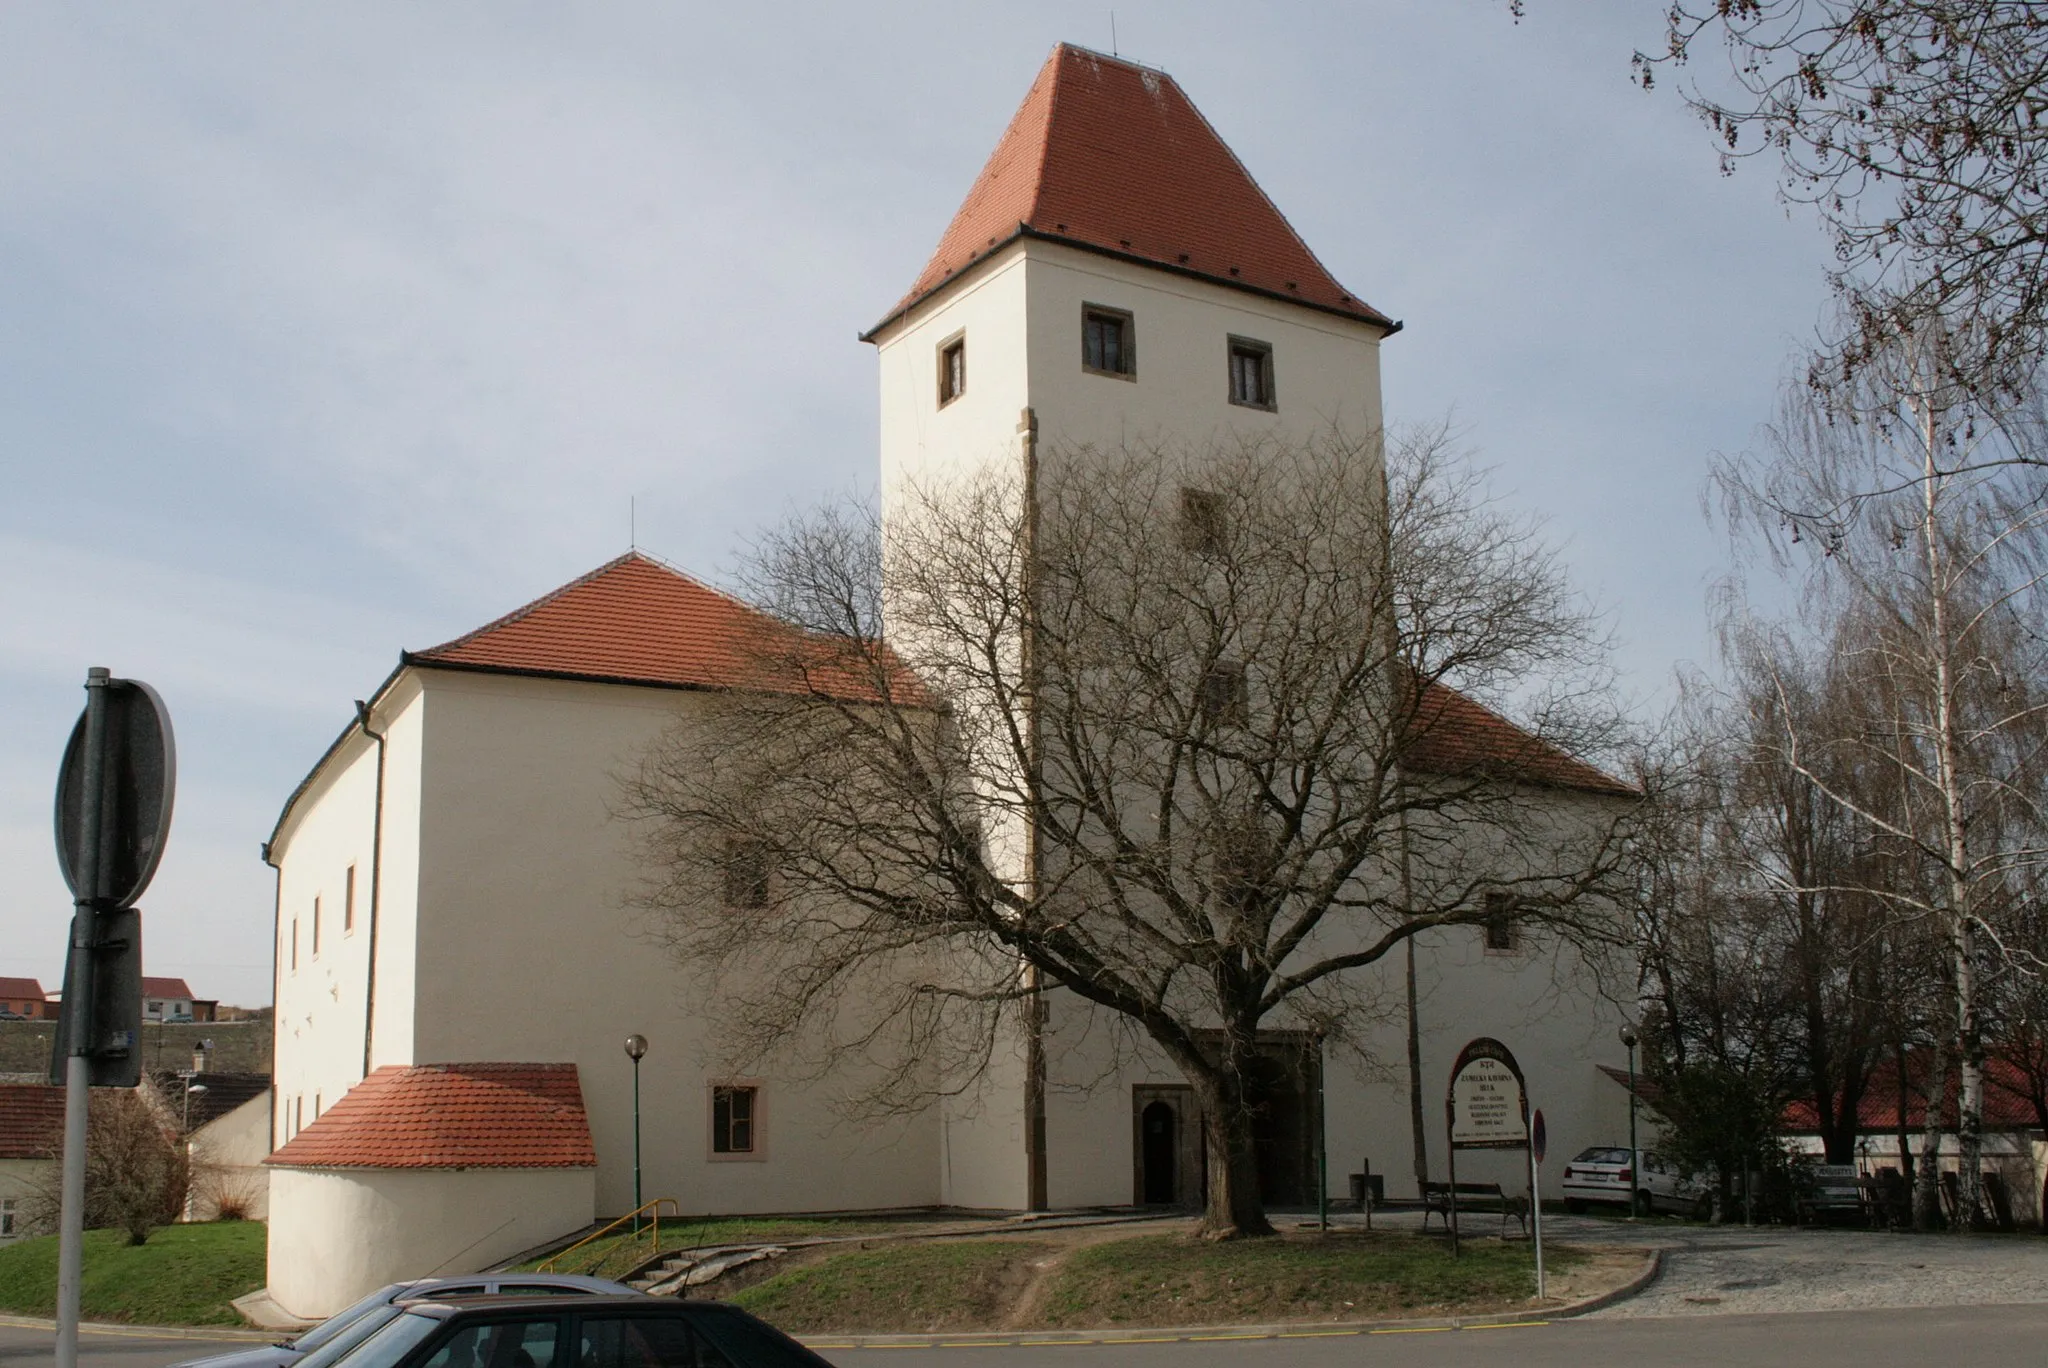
[1404, 681, 1636, 798]
[266, 1063, 596, 1170]
[141, 977, 194, 1000]
[0, 1083, 67, 1159]
[409, 553, 904, 703]
[0, 977, 45, 1003]
[1783, 1054, 2044, 1133]
[871, 44, 1395, 338]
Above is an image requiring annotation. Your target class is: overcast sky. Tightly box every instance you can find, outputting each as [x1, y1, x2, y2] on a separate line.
[0, 2, 1828, 1008]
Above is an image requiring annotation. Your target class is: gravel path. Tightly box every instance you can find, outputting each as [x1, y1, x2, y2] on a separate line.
[1320, 1207, 2048, 1317]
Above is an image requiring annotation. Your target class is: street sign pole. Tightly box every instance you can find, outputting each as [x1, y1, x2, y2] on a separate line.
[54, 668, 112, 1368]
[1528, 1103, 1546, 1300]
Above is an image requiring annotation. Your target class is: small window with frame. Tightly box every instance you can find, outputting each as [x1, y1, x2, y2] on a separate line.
[1198, 660, 1249, 728]
[1082, 305, 1135, 378]
[1227, 336, 1275, 410]
[711, 1083, 761, 1157]
[1180, 487, 1227, 556]
[937, 333, 966, 407]
[344, 864, 356, 934]
[1, 1197, 16, 1237]
[1482, 891, 1521, 954]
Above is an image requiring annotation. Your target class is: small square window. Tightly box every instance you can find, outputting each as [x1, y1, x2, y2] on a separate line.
[1227, 337, 1275, 410]
[312, 895, 321, 956]
[1483, 891, 1520, 953]
[289, 918, 299, 972]
[937, 334, 966, 407]
[723, 840, 772, 909]
[712, 1084, 758, 1154]
[1180, 487, 1227, 556]
[1198, 660, 1249, 728]
[1082, 305, 1135, 378]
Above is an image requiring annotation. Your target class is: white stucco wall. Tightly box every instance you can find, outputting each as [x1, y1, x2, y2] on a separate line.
[266, 1165, 596, 1318]
[188, 1093, 273, 1221]
[0, 1158, 52, 1243]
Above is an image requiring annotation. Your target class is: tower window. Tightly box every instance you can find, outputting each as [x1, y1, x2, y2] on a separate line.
[712, 1084, 759, 1154]
[937, 334, 966, 407]
[1180, 487, 1227, 556]
[1198, 660, 1249, 728]
[1227, 337, 1275, 410]
[1483, 891, 1521, 953]
[1082, 305, 1135, 378]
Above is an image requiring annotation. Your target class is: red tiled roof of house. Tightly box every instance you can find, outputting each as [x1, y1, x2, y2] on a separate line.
[266, 1063, 596, 1170]
[1404, 682, 1637, 798]
[1783, 1054, 2043, 1133]
[871, 44, 1395, 337]
[0, 1083, 67, 1159]
[141, 977, 194, 1000]
[0, 977, 45, 1003]
[408, 552, 907, 704]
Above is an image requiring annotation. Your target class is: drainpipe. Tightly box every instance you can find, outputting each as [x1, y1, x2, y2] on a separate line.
[1018, 406, 1049, 1213]
[260, 840, 282, 1152]
[355, 700, 388, 1081]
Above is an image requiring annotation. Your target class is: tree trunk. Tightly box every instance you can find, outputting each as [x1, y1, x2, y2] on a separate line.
[1200, 1100, 1274, 1238]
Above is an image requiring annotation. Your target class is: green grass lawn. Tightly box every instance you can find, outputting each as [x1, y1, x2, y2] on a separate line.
[516, 1217, 922, 1281]
[1037, 1231, 1584, 1328]
[0, 1222, 266, 1326]
[730, 1240, 1052, 1334]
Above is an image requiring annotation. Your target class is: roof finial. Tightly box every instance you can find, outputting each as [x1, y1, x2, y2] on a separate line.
[1110, 11, 1117, 57]
[630, 495, 636, 551]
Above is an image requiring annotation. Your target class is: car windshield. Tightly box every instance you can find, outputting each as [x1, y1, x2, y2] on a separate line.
[295, 1305, 407, 1368]
[292, 1285, 408, 1352]
[319, 1311, 442, 1368]
[1572, 1147, 1630, 1165]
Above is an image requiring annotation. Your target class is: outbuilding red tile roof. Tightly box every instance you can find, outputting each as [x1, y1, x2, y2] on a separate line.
[870, 43, 1395, 338]
[1783, 1054, 2043, 1133]
[0, 1083, 67, 1159]
[0, 977, 46, 1003]
[408, 553, 905, 703]
[141, 977, 194, 1000]
[266, 1063, 595, 1170]
[1404, 681, 1637, 798]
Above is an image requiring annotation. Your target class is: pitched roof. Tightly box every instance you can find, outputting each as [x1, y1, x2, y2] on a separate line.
[266, 1063, 595, 1170]
[0, 978, 45, 1002]
[1783, 1053, 2043, 1133]
[0, 1082, 126, 1159]
[870, 44, 1395, 338]
[147, 1070, 271, 1131]
[141, 977, 194, 1000]
[1404, 682, 1637, 798]
[407, 552, 900, 703]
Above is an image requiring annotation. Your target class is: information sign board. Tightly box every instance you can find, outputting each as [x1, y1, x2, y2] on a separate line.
[1447, 1036, 1528, 1149]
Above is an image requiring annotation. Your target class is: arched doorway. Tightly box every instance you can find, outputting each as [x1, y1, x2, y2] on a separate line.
[1141, 1101, 1178, 1205]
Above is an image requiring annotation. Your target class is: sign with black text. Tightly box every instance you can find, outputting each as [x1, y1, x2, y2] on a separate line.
[1446, 1036, 1528, 1149]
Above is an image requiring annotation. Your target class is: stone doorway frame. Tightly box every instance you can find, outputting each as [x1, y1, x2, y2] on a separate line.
[1130, 1083, 1204, 1208]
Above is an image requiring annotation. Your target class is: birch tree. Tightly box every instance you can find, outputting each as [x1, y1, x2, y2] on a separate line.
[623, 427, 1638, 1238]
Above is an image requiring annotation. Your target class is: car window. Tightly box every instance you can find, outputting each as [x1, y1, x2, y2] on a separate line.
[417, 1317, 564, 1368]
[327, 1311, 444, 1368]
[694, 1309, 834, 1368]
[293, 1283, 410, 1352]
[1571, 1147, 1629, 1164]
[576, 1315, 729, 1368]
[297, 1305, 407, 1368]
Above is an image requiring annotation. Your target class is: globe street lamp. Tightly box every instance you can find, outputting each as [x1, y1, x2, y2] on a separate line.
[1618, 1022, 1641, 1219]
[624, 1034, 649, 1232]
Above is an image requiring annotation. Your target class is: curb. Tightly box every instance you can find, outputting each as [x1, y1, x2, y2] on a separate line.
[0, 1314, 276, 1343]
[797, 1249, 1665, 1351]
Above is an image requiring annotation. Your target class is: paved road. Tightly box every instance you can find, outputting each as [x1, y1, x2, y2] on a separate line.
[0, 1323, 270, 1366]
[9, 1305, 2047, 1368]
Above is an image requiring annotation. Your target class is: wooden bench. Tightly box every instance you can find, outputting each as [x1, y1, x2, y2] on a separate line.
[1421, 1181, 1530, 1238]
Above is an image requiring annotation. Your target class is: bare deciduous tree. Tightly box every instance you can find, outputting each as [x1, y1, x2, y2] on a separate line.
[23, 1091, 190, 1246]
[623, 427, 1638, 1238]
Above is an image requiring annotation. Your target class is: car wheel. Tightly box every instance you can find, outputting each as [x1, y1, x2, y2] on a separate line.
[1635, 1189, 1653, 1216]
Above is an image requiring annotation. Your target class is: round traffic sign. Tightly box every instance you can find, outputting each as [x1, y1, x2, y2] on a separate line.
[54, 677, 175, 909]
[1532, 1109, 1547, 1165]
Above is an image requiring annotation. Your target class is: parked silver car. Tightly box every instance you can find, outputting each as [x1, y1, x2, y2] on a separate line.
[1561, 1146, 1707, 1216]
[168, 1273, 639, 1368]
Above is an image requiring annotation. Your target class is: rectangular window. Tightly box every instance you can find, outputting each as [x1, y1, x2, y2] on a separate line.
[312, 896, 321, 956]
[344, 864, 356, 934]
[712, 1084, 758, 1154]
[1483, 891, 1520, 953]
[290, 918, 299, 972]
[2, 1198, 16, 1237]
[1227, 336, 1275, 409]
[937, 334, 966, 406]
[1198, 660, 1249, 728]
[722, 840, 772, 909]
[1082, 305, 1135, 377]
[294, 1095, 303, 1135]
[1180, 487, 1227, 556]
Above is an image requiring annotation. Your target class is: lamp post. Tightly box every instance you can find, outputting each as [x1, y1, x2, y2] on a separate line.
[624, 1034, 648, 1233]
[1618, 1023, 1640, 1219]
[181, 1080, 208, 1132]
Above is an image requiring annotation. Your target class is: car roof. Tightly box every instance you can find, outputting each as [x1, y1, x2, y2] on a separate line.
[398, 1294, 701, 1320]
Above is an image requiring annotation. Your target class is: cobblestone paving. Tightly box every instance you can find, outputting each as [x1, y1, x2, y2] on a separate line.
[1324, 1207, 2048, 1317]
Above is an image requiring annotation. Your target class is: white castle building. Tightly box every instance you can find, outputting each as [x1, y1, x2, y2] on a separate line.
[261, 45, 1638, 1317]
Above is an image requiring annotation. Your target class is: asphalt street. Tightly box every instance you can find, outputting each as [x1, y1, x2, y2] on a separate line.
[7, 1304, 2047, 1368]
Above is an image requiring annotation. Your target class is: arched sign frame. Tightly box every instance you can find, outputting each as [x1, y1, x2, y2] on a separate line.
[1443, 1035, 1532, 1263]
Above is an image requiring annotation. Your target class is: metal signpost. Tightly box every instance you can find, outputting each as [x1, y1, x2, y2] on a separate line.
[1530, 1108, 1547, 1299]
[1444, 1036, 1529, 1261]
[50, 669, 175, 1368]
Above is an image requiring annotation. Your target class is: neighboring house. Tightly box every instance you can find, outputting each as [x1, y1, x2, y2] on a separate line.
[147, 1069, 274, 1221]
[142, 977, 217, 1023]
[262, 43, 1640, 1318]
[0, 1084, 65, 1243]
[0, 978, 47, 1021]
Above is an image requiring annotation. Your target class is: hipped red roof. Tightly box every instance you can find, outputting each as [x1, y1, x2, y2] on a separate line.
[873, 44, 1394, 336]
[1783, 1055, 2043, 1133]
[1404, 683, 1636, 798]
[0, 1083, 125, 1159]
[0, 977, 45, 1002]
[266, 1063, 595, 1170]
[141, 977, 195, 1000]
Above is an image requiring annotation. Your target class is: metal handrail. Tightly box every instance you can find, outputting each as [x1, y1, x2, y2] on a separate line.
[538, 1198, 681, 1273]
